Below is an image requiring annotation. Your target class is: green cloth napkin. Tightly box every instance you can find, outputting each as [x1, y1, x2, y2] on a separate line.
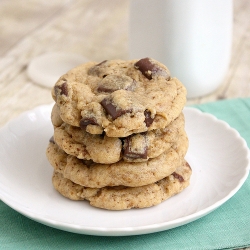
[1, 98, 250, 250]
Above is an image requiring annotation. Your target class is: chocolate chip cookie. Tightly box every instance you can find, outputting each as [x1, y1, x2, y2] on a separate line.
[52, 58, 186, 137]
[46, 129, 188, 188]
[46, 57, 190, 211]
[52, 160, 192, 210]
[53, 112, 185, 164]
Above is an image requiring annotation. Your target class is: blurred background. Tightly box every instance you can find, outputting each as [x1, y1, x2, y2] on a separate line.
[0, 0, 249, 126]
[0, 0, 129, 62]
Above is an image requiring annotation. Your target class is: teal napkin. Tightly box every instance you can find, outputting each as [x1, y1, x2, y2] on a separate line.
[1, 98, 250, 250]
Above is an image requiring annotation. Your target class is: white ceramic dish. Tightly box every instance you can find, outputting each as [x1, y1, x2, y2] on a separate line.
[0, 105, 249, 236]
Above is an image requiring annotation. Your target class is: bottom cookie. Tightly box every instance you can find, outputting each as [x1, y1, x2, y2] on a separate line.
[52, 160, 192, 210]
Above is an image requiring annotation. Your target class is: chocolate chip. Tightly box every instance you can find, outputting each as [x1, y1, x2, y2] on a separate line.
[144, 110, 154, 127]
[88, 60, 108, 77]
[101, 98, 130, 119]
[54, 81, 68, 97]
[123, 134, 147, 160]
[134, 58, 170, 80]
[172, 172, 184, 182]
[97, 86, 114, 93]
[49, 136, 55, 144]
[80, 118, 98, 129]
[134, 58, 153, 80]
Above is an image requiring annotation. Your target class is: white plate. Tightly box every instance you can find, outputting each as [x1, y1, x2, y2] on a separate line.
[0, 105, 249, 236]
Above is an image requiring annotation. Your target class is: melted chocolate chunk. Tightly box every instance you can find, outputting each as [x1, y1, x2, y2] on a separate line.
[88, 60, 108, 77]
[144, 110, 154, 127]
[123, 134, 147, 159]
[97, 86, 115, 93]
[54, 81, 68, 97]
[49, 136, 55, 144]
[101, 98, 130, 119]
[134, 58, 154, 80]
[172, 172, 184, 182]
[80, 118, 98, 129]
[134, 58, 170, 80]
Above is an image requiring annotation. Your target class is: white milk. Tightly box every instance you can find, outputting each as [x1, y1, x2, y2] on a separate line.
[129, 0, 233, 98]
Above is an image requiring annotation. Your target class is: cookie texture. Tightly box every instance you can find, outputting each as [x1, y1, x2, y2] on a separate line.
[52, 58, 186, 137]
[46, 129, 188, 188]
[52, 160, 192, 210]
[53, 111, 185, 164]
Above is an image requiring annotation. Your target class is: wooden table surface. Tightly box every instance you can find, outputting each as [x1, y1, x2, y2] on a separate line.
[0, 0, 250, 247]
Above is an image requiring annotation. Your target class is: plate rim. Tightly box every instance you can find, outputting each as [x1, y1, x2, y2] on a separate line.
[0, 104, 249, 236]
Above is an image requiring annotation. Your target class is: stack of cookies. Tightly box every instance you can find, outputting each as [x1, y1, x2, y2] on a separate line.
[46, 58, 192, 210]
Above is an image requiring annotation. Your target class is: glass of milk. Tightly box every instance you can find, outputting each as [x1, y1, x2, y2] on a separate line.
[129, 0, 233, 98]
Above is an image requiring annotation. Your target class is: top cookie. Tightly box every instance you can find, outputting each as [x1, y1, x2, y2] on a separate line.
[52, 58, 186, 137]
